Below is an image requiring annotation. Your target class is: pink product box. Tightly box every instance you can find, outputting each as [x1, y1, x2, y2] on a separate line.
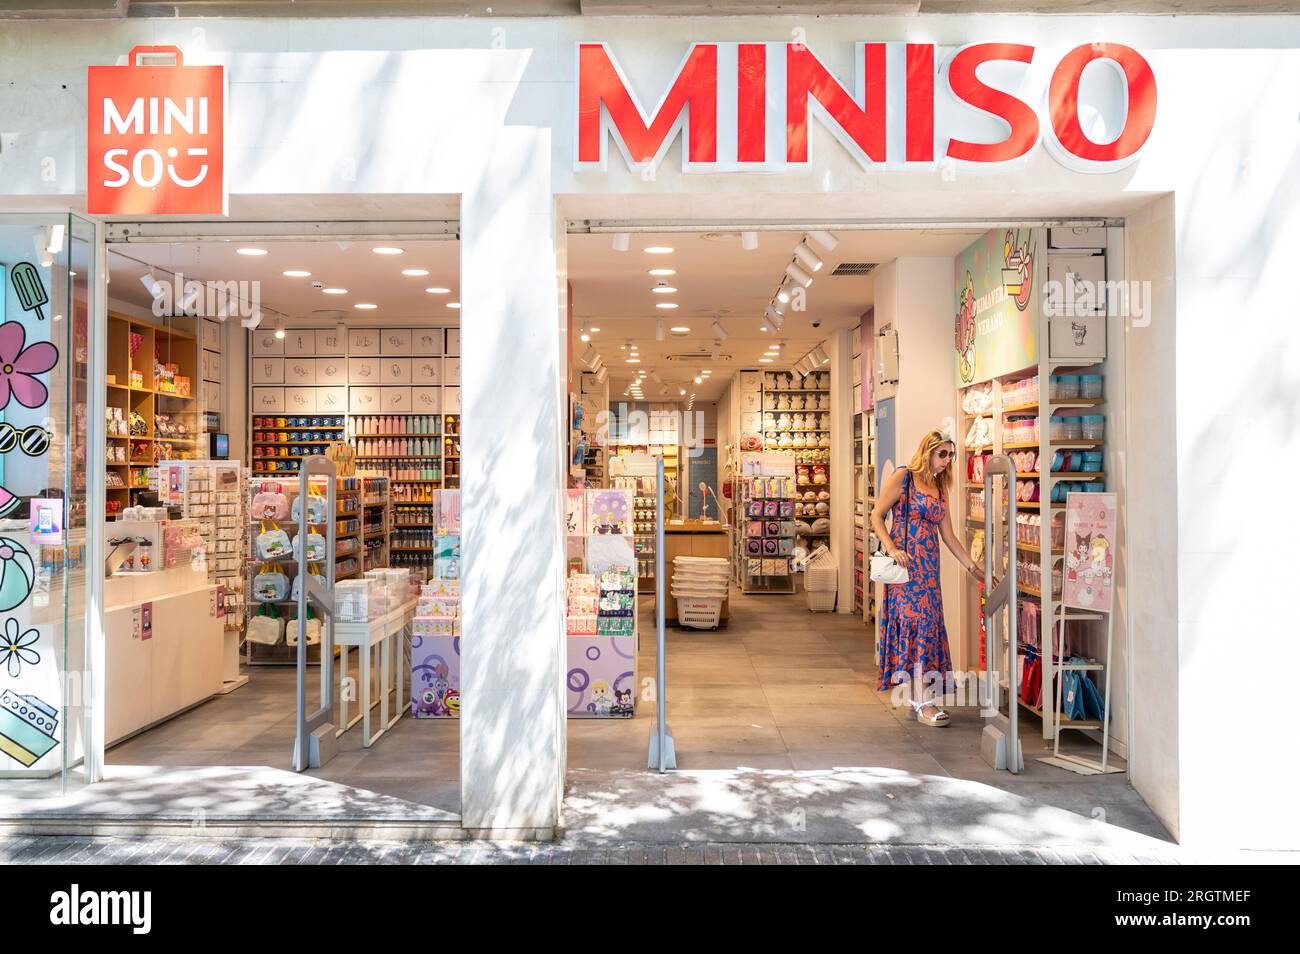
[417, 597, 460, 617]
[567, 614, 598, 636]
[422, 578, 461, 599]
[568, 595, 598, 615]
[439, 490, 461, 533]
[413, 615, 458, 638]
[568, 573, 597, 597]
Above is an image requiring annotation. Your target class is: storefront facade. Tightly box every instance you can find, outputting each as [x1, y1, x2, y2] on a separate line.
[0, 11, 1296, 849]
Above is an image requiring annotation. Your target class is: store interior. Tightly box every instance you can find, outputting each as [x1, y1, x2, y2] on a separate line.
[560, 223, 1136, 807]
[0, 216, 1139, 828]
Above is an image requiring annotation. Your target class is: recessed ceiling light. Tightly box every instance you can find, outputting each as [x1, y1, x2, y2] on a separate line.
[355, 303, 378, 310]
[590, 326, 601, 333]
[758, 358, 774, 364]
[656, 302, 678, 309]
[401, 268, 430, 277]
[237, 247, 268, 256]
[648, 268, 676, 277]
[626, 358, 641, 363]
[651, 283, 677, 294]
[670, 326, 690, 334]
[283, 270, 311, 277]
[446, 302, 461, 309]
[372, 246, 404, 255]
[694, 376, 702, 384]
[425, 287, 450, 294]
[322, 287, 348, 295]
[644, 246, 674, 254]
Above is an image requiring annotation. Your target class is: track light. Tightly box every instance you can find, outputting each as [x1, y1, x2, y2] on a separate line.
[711, 340, 720, 361]
[711, 320, 728, 341]
[612, 233, 630, 252]
[806, 230, 839, 253]
[814, 345, 830, 365]
[274, 317, 286, 340]
[595, 366, 608, 384]
[649, 370, 663, 385]
[765, 306, 785, 329]
[659, 384, 669, 396]
[776, 283, 791, 305]
[793, 241, 824, 273]
[785, 262, 814, 288]
[580, 321, 591, 343]
[741, 231, 758, 251]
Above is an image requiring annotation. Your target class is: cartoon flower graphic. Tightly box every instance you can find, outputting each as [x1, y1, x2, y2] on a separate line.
[0, 321, 59, 411]
[1, 617, 41, 677]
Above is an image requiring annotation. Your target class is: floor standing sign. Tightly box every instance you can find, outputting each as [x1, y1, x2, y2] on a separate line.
[87, 45, 227, 216]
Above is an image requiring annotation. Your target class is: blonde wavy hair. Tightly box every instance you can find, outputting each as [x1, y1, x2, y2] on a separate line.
[907, 429, 957, 499]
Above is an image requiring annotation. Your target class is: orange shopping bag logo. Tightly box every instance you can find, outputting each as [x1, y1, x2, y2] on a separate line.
[87, 46, 226, 216]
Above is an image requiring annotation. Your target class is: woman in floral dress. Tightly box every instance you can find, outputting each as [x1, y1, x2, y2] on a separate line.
[871, 430, 985, 726]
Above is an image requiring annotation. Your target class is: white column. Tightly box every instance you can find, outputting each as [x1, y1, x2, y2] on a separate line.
[459, 127, 567, 836]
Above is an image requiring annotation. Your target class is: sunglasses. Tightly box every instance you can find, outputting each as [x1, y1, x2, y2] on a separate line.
[0, 423, 53, 457]
[935, 448, 954, 460]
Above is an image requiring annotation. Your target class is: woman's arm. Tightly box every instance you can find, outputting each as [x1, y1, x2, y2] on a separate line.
[938, 498, 998, 586]
[870, 467, 910, 569]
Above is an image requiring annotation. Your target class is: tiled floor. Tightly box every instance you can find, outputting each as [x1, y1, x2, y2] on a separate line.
[94, 588, 1169, 845]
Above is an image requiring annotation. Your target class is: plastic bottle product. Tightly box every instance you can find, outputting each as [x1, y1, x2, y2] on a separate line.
[1080, 374, 1104, 399]
[1081, 415, 1105, 440]
[1058, 375, 1080, 399]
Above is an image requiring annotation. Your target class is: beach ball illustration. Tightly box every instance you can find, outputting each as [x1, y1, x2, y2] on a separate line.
[0, 538, 36, 612]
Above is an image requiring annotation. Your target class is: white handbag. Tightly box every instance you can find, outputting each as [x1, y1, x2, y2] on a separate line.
[870, 473, 912, 585]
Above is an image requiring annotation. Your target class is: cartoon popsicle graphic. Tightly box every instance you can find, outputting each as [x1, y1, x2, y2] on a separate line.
[11, 262, 48, 321]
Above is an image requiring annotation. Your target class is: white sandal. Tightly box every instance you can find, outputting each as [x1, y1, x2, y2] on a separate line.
[913, 701, 951, 727]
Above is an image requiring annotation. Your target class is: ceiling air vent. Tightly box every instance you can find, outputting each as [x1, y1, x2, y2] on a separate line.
[830, 262, 878, 277]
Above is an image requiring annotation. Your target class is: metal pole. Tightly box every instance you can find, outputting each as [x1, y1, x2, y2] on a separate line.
[655, 456, 667, 773]
[982, 454, 1020, 774]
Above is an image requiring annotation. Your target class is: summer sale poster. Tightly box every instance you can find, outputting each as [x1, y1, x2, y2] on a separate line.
[954, 228, 1040, 387]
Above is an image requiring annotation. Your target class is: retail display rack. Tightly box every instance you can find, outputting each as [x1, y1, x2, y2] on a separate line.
[248, 326, 461, 492]
[105, 312, 201, 514]
[959, 233, 1113, 740]
[762, 370, 832, 546]
[245, 474, 363, 666]
[736, 456, 798, 594]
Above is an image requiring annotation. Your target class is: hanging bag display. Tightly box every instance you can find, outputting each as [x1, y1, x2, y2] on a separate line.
[251, 482, 290, 521]
[246, 602, 284, 645]
[286, 605, 323, 647]
[870, 471, 912, 585]
[255, 519, 291, 560]
[291, 490, 328, 525]
[252, 561, 290, 602]
[292, 529, 327, 563]
[291, 562, 327, 601]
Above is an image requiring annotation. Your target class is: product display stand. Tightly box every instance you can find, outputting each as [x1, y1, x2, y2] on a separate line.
[1038, 491, 1122, 775]
[293, 455, 338, 771]
[736, 453, 797, 595]
[335, 596, 417, 747]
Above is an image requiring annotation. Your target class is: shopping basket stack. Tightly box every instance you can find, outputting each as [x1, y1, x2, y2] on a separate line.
[804, 545, 838, 612]
[670, 556, 730, 629]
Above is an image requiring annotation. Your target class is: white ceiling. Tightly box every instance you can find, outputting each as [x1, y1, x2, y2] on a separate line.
[107, 239, 462, 326]
[567, 228, 981, 401]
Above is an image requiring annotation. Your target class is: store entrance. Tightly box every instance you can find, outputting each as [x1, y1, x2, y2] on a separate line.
[97, 228, 463, 815]
[562, 221, 1131, 792]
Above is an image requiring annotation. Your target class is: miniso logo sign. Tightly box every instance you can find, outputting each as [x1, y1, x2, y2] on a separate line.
[49, 884, 152, 935]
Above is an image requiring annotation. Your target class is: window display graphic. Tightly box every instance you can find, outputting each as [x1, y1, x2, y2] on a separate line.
[0, 320, 59, 410]
[0, 688, 58, 767]
[0, 538, 37, 612]
[0, 422, 53, 457]
[954, 228, 1038, 387]
[29, 499, 63, 545]
[10, 262, 48, 321]
[0, 618, 40, 677]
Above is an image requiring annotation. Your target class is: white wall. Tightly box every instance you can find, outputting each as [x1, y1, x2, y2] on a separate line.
[874, 258, 966, 667]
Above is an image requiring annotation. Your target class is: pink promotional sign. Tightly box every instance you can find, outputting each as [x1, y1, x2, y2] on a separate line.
[1062, 492, 1117, 611]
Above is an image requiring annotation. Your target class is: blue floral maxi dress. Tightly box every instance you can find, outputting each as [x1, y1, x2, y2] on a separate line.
[876, 470, 955, 692]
